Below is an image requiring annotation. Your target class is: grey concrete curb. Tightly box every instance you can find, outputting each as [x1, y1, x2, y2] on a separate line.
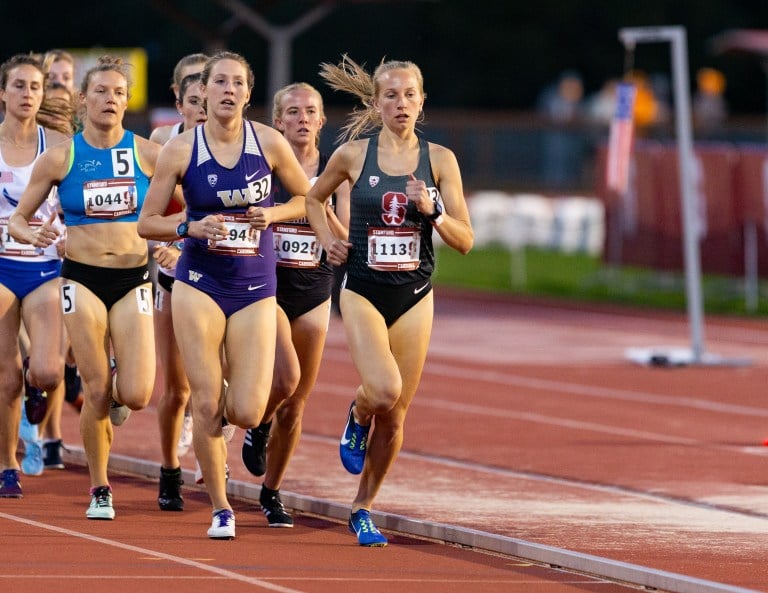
[65, 447, 760, 593]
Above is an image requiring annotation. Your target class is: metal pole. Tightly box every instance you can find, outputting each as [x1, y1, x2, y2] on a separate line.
[619, 26, 705, 363]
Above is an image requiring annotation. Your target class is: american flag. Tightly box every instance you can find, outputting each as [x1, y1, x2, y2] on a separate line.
[606, 82, 636, 194]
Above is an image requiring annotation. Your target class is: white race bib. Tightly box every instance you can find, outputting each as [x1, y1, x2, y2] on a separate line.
[0, 217, 43, 257]
[273, 223, 321, 268]
[83, 178, 137, 219]
[367, 227, 421, 271]
[207, 213, 260, 256]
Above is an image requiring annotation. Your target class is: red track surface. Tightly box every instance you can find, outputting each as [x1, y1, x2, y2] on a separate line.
[3, 287, 768, 593]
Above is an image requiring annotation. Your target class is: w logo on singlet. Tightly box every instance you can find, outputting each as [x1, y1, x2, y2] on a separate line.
[217, 189, 252, 207]
[381, 192, 407, 226]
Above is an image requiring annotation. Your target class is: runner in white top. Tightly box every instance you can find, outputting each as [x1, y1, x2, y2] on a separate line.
[0, 54, 68, 498]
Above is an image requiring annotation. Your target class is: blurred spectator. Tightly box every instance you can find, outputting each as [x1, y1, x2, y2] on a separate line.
[626, 70, 664, 133]
[537, 70, 585, 122]
[587, 71, 668, 136]
[693, 67, 728, 132]
[585, 78, 620, 126]
[537, 70, 586, 188]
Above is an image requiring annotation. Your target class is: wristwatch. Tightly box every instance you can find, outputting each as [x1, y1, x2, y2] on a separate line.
[426, 199, 443, 221]
[176, 221, 190, 238]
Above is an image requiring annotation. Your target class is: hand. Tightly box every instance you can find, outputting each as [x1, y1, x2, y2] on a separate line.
[32, 212, 61, 248]
[406, 173, 432, 215]
[153, 244, 181, 270]
[326, 238, 351, 266]
[196, 214, 227, 243]
[246, 206, 270, 230]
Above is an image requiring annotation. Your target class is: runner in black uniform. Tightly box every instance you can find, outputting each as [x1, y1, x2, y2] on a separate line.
[305, 56, 474, 546]
[240, 83, 349, 528]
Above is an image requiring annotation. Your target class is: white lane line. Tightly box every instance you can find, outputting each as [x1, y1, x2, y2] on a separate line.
[0, 575, 601, 585]
[0, 512, 307, 593]
[298, 431, 768, 520]
[322, 347, 768, 417]
[315, 380, 768, 457]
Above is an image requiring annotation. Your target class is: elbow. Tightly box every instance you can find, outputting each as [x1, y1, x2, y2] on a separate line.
[136, 219, 149, 239]
[457, 239, 473, 256]
[457, 229, 474, 255]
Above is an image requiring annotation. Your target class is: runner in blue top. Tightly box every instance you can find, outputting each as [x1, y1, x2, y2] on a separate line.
[10, 55, 172, 520]
[305, 55, 474, 546]
[138, 51, 311, 540]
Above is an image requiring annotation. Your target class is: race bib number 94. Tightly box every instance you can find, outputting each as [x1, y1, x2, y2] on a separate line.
[207, 213, 260, 256]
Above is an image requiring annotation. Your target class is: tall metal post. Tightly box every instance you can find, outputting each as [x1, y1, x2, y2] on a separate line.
[619, 26, 706, 363]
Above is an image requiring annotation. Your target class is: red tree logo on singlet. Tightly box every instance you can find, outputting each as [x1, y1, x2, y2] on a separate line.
[381, 191, 407, 226]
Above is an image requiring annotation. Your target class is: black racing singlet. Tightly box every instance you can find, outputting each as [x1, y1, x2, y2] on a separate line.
[346, 134, 439, 286]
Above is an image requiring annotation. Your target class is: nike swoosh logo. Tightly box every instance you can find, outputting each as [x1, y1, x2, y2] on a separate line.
[413, 282, 430, 295]
[245, 171, 260, 181]
[40, 270, 58, 278]
[340, 435, 351, 446]
[247, 283, 267, 291]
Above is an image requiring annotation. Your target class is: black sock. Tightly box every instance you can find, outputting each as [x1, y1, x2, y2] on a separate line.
[260, 484, 278, 500]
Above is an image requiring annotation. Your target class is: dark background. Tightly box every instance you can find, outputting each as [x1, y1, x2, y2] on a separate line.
[3, 0, 768, 114]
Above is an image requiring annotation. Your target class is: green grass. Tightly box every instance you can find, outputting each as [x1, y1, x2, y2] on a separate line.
[433, 245, 768, 316]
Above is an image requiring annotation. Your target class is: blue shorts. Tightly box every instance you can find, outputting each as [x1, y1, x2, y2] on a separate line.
[0, 257, 61, 301]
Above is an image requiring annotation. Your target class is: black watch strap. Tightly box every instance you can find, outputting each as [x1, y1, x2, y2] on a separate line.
[427, 200, 443, 221]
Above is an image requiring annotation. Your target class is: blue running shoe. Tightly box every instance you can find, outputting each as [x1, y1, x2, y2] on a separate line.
[21, 440, 43, 476]
[19, 405, 38, 445]
[339, 402, 369, 475]
[0, 469, 22, 498]
[348, 509, 388, 547]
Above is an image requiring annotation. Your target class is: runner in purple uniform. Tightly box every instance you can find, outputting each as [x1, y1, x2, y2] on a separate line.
[138, 51, 311, 540]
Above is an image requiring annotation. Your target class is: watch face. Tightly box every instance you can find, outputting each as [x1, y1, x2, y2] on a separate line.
[177, 222, 189, 237]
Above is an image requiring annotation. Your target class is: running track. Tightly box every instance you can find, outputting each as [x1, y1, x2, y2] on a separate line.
[2, 287, 768, 593]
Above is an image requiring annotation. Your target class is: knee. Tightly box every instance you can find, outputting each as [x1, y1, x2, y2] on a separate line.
[115, 376, 153, 411]
[276, 396, 305, 429]
[272, 364, 300, 403]
[160, 386, 190, 411]
[82, 380, 111, 412]
[224, 397, 264, 430]
[0, 368, 23, 403]
[362, 378, 402, 415]
[227, 406, 264, 430]
[193, 400, 223, 436]
[27, 357, 64, 393]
